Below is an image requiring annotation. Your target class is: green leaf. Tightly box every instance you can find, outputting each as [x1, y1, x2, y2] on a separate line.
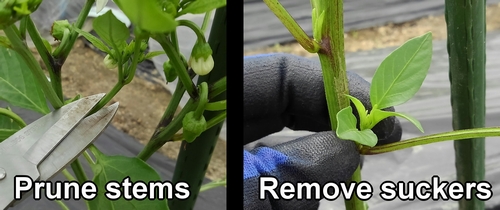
[336, 106, 378, 147]
[345, 95, 370, 130]
[88, 154, 169, 210]
[73, 27, 111, 54]
[92, 10, 130, 50]
[0, 129, 17, 142]
[370, 32, 432, 109]
[114, 0, 177, 33]
[370, 109, 424, 133]
[144, 51, 166, 60]
[179, 0, 226, 16]
[0, 47, 50, 114]
[0, 108, 22, 142]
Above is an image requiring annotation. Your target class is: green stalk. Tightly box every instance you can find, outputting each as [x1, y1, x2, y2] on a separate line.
[168, 7, 226, 210]
[343, 166, 364, 209]
[361, 127, 500, 155]
[52, 28, 71, 58]
[151, 80, 186, 138]
[0, 107, 26, 127]
[137, 99, 196, 160]
[200, 177, 226, 192]
[315, 0, 350, 130]
[201, 10, 213, 33]
[205, 100, 226, 111]
[208, 76, 226, 99]
[58, 0, 95, 61]
[313, 0, 362, 209]
[25, 17, 63, 100]
[70, 159, 88, 184]
[61, 169, 76, 181]
[89, 81, 124, 114]
[205, 111, 226, 129]
[171, 29, 180, 53]
[263, 0, 319, 53]
[19, 17, 27, 40]
[3, 25, 63, 109]
[154, 35, 197, 99]
[177, 20, 206, 42]
[124, 36, 144, 84]
[445, 1, 486, 209]
[54, 200, 69, 210]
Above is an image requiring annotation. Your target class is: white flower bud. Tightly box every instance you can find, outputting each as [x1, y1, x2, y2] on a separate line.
[103, 54, 118, 69]
[189, 55, 214, 76]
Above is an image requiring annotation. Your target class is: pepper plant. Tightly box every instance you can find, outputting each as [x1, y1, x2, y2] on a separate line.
[0, 0, 226, 209]
[264, 0, 492, 209]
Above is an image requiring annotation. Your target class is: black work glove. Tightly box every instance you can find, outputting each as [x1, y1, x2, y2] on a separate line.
[243, 53, 402, 210]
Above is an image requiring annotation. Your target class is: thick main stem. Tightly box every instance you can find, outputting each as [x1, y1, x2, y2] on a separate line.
[316, 0, 349, 131]
[445, 1, 486, 210]
[314, 0, 362, 209]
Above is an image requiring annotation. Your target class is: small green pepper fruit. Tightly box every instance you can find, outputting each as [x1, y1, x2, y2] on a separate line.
[51, 20, 71, 41]
[182, 111, 207, 143]
[163, 60, 177, 82]
[188, 41, 214, 76]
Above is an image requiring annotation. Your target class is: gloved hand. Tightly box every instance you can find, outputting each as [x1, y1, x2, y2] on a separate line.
[243, 53, 403, 210]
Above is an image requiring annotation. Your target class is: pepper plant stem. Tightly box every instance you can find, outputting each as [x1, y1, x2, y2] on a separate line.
[445, 1, 486, 209]
[177, 20, 206, 42]
[201, 10, 213, 33]
[154, 35, 197, 99]
[0, 107, 26, 127]
[70, 159, 88, 184]
[58, 0, 95, 62]
[137, 99, 196, 160]
[3, 25, 63, 109]
[208, 76, 226, 99]
[124, 36, 144, 84]
[344, 166, 364, 208]
[25, 17, 63, 101]
[151, 80, 186, 139]
[313, 0, 362, 209]
[90, 81, 124, 115]
[361, 127, 500, 155]
[262, 0, 319, 53]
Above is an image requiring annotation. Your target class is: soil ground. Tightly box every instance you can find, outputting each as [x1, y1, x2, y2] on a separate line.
[22, 3, 500, 182]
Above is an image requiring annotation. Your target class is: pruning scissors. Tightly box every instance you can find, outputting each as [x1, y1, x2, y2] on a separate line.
[0, 93, 119, 209]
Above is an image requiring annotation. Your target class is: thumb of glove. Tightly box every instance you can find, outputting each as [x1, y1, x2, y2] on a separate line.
[244, 131, 360, 210]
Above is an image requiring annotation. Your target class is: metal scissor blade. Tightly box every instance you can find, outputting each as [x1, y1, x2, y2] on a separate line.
[23, 93, 105, 165]
[0, 93, 106, 156]
[39, 102, 119, 180]
[4, 103, 119, 209]
[0, 93, 104, 209]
